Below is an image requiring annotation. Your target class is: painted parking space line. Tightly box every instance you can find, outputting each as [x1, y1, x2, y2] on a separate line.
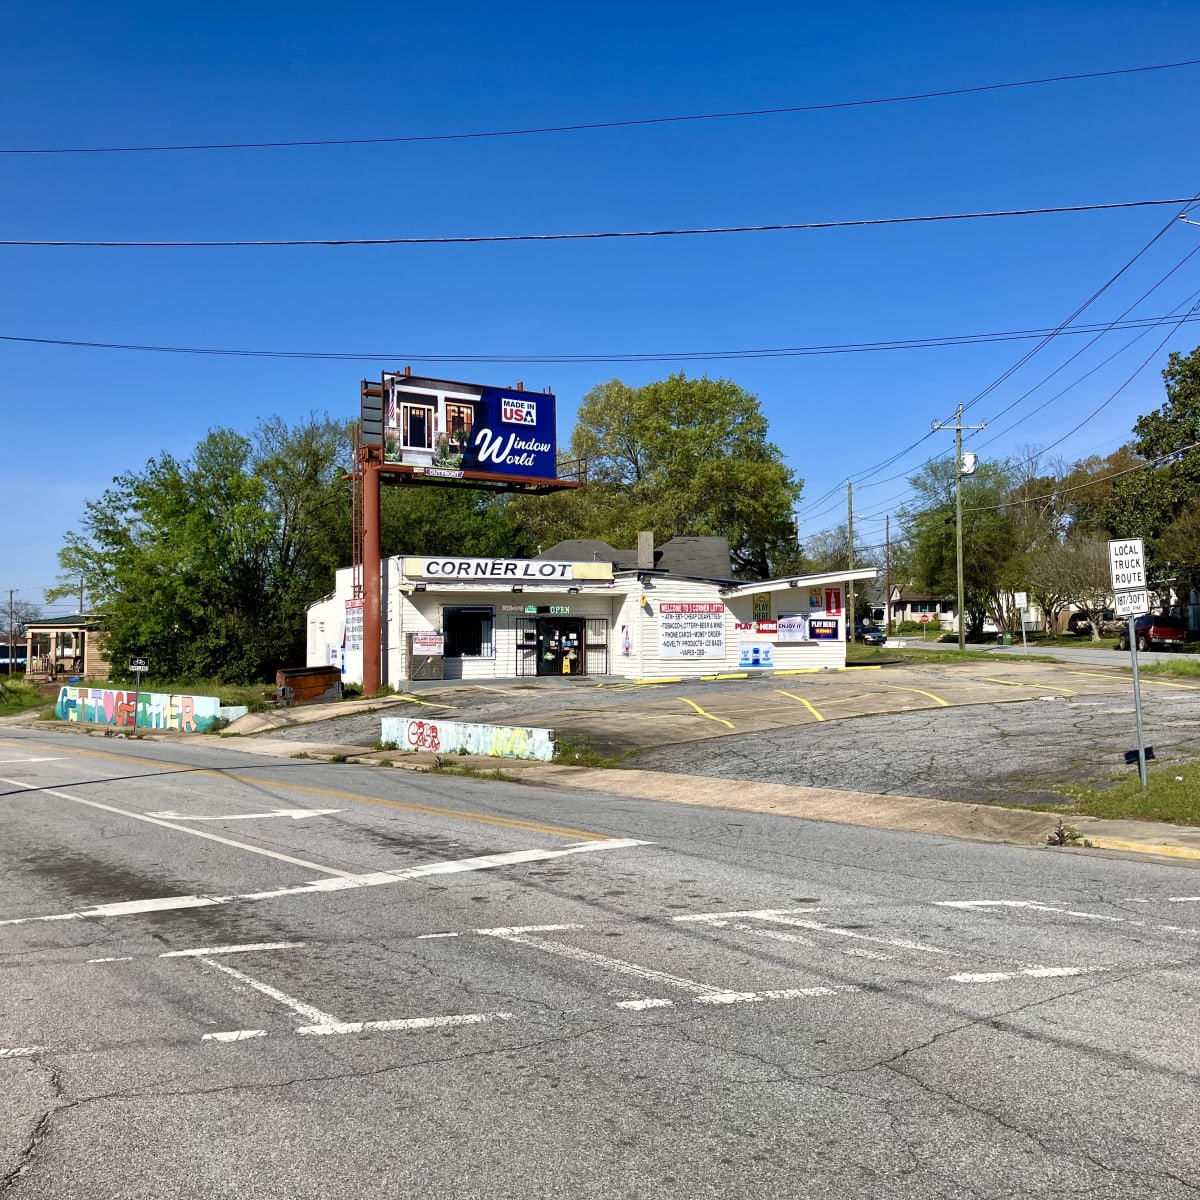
[678, 698, 735, 729]
[695, 986, 857, 1005]
[983, 678, 1079, 696]
[296, 1013, 512, 1037]
[886, 684, 949, 707]
[0, 1047, 47, 1058]
[0, 757, 63, 764]
[1068, 671, 1200, 690]
[199, 957, 340, 1026]
[0, 839, 649, 928]
[950, 967, 1083, 984]
[203, 1029, 268, 1043]
[0, 775, 355, 878]
[937, 900, 1124, 921]
[775, 690, 825, 721]
[161, 941, 304, 958]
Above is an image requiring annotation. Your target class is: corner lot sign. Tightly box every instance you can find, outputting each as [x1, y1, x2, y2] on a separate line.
[1108, 538, 1145, 591]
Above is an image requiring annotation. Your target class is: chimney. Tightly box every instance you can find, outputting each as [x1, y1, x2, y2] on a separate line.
[637, 531, 655, 570]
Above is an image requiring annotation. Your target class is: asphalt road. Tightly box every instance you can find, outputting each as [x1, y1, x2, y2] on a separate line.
[2, 726, 1200, 1198]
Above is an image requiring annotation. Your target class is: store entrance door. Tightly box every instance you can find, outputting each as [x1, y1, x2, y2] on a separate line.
[535, 618, 586, 676]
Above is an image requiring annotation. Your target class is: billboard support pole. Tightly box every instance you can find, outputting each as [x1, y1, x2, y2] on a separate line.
[362, 447, 382, 697]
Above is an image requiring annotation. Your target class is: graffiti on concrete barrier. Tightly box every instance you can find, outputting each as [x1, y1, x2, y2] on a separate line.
[381, 716, 554, 761]
[55, 686, 222, 731]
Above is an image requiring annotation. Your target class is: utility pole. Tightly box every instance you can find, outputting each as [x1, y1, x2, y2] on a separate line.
[6, 589, 12, 677]
[846, 481, 855, 638]
[885, 516, 892, 635]
[932, 405, 986, 651]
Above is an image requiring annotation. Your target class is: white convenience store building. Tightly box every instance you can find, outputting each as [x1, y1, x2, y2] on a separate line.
[307, 536, 878, 685]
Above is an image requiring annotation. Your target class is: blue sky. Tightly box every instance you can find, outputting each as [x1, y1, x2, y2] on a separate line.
[4, 1, 1200, 614]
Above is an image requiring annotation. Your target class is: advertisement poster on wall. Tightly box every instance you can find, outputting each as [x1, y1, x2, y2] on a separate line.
[808, 589, 825, 614]
[808, 618, 840, 640]
[382, 375, 558, 482]
[345, 599, 364, 652]
[825, 588, 843, 616]
[752, 592, 771, 621]
[659, 602, 726, 659]
[738, 642, 775, 669]
[776, 613, 809, 642]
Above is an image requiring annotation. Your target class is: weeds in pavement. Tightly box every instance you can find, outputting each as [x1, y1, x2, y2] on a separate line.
[291, 751, 312, 759]
[426, 756, 514, 782]
[1061, 759, 1200, 826]
[1046, 819, 1092, 848]
[553, 736, 629, 768]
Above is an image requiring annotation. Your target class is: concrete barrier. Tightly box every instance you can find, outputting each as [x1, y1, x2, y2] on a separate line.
[381, 715, 555, 761]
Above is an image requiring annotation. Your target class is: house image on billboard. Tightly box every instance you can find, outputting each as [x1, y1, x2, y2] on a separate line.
[382, 373, 557, 482]
[307, 532, 877, 686]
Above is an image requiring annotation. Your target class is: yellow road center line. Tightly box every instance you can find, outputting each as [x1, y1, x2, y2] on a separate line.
[774, 690, 825, 721]
[1068, 671, 1200, 690]
[678, 698, 735, 729]
[886, 685, 949, 707]
[984, 677, 1079, 696]
[0, 738, 605, 841]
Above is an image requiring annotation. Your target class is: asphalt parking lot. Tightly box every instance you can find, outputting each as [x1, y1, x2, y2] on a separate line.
[248, 659, 1200, 806]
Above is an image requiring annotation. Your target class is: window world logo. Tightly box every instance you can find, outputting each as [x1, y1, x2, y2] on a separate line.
[501, 397, 537, 424]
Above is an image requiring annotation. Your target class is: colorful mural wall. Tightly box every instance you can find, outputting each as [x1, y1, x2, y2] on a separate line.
[55, 686, 223, 731]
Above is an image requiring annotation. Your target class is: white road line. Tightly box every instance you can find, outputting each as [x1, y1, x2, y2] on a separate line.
[0, 757, 62, 763]
[618, 998, 675, 1010]
[0, 1047, 46, 1058]
[685, 910, 952, 957]
[145, 809, 342, 822]
[0, 839, 649, 927]
[950, 967, 1084, 984]
[417, 932, 460, 939]
[472, 924, 583, 936]
[161, 941, 304, 958]
[1169, 897, 1200, 903]
[695, 986, 858, 1005]
[202, 1029, 268, 1042]
[721, 919, 894, 962]
[674, 908, 828, 922]
[198, 957, 340, 1027]
[937, 900, 1125, 921]
[296, 1013, 512, 1036]
[88, 956, 133, 963]
[0, 776, 354, 878]
[484, 932, 728, 996]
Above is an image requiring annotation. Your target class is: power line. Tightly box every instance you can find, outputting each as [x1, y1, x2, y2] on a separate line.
[5, 59, 1197, 157]
[1, 198, 1191, 249]
[6, 312, 1200, 368]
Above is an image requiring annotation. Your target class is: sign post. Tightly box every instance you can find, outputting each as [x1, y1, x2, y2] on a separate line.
[1014, 592, 1028, 650]
[1108, 539, 1148, 791]
[128, 656, 149, 730]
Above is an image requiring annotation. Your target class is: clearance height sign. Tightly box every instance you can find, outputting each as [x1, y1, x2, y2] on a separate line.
[659, 603, 726, 659]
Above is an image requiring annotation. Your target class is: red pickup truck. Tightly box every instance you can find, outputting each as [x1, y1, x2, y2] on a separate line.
[1118, 611, 1186, 652]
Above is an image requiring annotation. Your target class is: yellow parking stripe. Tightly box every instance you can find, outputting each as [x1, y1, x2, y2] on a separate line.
[1069, 670, 1200, 691]
[984, 677, 1078, 696]
[391, 694, 458, 710]
[678, 698, 735, 729]
[886, 684, 949, 707]
[775, 690, 825, 721]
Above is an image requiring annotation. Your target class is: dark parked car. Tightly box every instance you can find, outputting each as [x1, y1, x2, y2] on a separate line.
[1118, 610, 1186, 652]
[854, 622, 887, 646]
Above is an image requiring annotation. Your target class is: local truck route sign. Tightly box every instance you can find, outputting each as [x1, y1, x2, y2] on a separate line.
[1108, 538, 1145, 592]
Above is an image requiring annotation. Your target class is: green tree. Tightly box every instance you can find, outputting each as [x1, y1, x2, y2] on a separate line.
[1102, 345, 1200, 594]
[899, 458, 1025, 637]
[49, 418, 352, 683]
[510, 374, 802, 577]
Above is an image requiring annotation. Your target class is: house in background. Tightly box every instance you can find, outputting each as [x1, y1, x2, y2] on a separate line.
[889, 586, 956, 631]
[24, 614, 111, 684]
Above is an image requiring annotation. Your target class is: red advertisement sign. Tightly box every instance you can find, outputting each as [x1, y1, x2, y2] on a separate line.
[824, 588, 843, 616]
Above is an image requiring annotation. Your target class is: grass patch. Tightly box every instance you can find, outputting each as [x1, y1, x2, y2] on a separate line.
[1062, 758, 1200, 825]
[847, 644, 1029, 666]
[1140, 658, 1200, 679]
[0, 677, 48, 717]
[426, 756, 514, 782]
[112, 678, 278, 712]
[553, 736, 629, 768]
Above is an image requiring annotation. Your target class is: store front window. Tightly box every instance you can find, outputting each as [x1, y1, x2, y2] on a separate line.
[443, 606, 494, 658]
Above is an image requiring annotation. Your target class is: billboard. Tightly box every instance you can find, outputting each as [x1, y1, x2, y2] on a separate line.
[380, 374, 558, 483]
